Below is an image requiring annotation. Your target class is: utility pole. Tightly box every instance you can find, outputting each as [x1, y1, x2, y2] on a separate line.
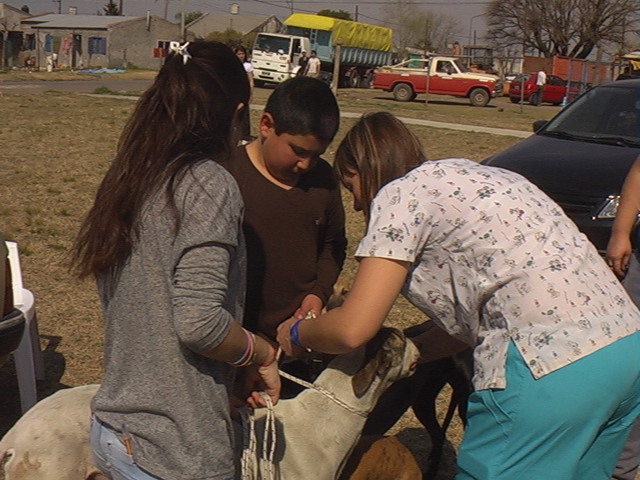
[52, 0, 62, 14]
[354, 5, 358, 22]
[180, 0, 186, 40]
[119, 0, 123, 15]
[164, 0, 169, 20]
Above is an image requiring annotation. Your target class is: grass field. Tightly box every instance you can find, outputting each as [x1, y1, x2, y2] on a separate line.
[0, 83, 559, 478]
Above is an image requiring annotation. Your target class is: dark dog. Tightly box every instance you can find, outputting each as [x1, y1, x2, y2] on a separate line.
[362, 322, 474, 479]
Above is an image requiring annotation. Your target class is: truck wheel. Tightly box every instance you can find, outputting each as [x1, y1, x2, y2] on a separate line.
[469, 88, 490, 107]
[348, 71, 361, 88]
[392, 83, 415, 102]
[509, 96, 520, 104]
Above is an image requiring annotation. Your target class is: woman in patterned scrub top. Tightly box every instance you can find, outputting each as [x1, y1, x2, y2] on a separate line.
[277, 112, 640, 480]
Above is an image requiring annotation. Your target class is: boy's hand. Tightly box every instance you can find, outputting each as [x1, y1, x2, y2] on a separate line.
[294, 294, 322, 320]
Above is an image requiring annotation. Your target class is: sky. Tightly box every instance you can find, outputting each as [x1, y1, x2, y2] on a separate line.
[16, 0, 490, 44]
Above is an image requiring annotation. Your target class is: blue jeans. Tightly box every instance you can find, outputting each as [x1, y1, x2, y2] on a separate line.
[90, 416, 162, 480]
[90, 417, 234, 480]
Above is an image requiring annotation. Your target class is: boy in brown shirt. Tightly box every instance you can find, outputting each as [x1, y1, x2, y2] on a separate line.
[221, 76, 346, 343]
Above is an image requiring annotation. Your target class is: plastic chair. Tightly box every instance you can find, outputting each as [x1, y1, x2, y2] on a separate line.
[0, 309, 26, 369]
[5, 241, 44, 413]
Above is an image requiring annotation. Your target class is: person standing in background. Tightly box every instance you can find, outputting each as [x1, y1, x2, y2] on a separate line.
[305, 50, 321, 78]
[235, 45, 255, 143]
[297, 50, 309, 77]
[533, 69, 547, 105]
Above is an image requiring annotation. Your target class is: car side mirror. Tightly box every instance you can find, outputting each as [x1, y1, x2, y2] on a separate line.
[533, 120, 547, 133]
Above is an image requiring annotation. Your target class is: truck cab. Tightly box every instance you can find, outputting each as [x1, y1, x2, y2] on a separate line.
[252, 33, 310, 86]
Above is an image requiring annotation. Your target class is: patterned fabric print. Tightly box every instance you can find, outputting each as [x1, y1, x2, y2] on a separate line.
[356, 158, 640, 390]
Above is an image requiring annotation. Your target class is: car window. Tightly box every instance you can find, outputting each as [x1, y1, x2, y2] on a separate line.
[548, 76, 566, 87]
[436, 61, 454, 74]
[514, 74, 531, 83]
[405, 59, 427, 69]
[544, 85, 640, 142]
[254, 35, 291, 54]
[454, 59, 468, 73]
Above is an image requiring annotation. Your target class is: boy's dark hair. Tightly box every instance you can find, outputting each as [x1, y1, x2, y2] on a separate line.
[264, 76, 339, 144]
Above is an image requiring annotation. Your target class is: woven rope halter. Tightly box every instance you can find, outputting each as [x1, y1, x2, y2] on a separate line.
[240, 365, 370, 479]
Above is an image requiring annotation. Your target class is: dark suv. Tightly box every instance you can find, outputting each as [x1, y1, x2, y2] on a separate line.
[484, 79, 640, 252]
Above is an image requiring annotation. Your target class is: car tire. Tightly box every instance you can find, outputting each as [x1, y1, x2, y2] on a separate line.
[469, 88, 490, 107]
[530, 91, 542, 106]
[509, 96, 520, 104]
[392, 83, 415, 102]
[348, 71, 361, 88]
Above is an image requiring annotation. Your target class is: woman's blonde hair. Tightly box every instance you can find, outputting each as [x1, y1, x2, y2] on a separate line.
[335, 112, 426, 222]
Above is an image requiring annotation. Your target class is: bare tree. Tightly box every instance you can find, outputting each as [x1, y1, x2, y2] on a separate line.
[382, 0, 418, 51]
[382, 1, 461, 53]
[410, 11, 461, 53]
[488, 0, 639, 58]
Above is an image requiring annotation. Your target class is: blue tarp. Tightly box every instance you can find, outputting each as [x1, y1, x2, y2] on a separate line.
[81, 68, 125, 74]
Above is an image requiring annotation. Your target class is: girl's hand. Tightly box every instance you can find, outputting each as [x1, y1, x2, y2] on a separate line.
[246, 362, 280, 409]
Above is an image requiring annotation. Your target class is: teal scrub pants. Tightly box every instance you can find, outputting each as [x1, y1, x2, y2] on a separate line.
[456, 332, 640, 480]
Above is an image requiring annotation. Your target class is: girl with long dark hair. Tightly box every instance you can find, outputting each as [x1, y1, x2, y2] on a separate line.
[72, 41, 280, 480]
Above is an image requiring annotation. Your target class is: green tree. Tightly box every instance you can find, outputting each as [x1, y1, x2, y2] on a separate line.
[316, 9, 353, 21]
[487, 0, 639, 58]
[205, 29, 257, 52]
[103, 0, 121, 16]
[175, 10, 204, 26]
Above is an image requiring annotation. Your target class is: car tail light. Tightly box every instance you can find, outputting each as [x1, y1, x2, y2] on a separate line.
[593, 196, 620, 220]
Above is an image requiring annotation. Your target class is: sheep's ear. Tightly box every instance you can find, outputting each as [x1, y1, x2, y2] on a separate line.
[352, 329, 402, 397]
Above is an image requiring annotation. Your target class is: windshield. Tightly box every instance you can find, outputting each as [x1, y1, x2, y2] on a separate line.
[541, 84, 640, 146]
[254, 35, 291, 55]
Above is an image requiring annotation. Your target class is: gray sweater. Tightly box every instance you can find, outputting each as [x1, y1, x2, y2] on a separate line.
[92, 161, 246, 480]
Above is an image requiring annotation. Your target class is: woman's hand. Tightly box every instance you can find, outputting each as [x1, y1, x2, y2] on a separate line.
[276, 316, 310, 358]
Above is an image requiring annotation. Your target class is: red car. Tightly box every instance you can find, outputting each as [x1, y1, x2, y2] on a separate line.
[509, 72, 579, 106]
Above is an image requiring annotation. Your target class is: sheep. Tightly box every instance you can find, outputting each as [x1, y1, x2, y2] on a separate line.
[0, 384, 101, 480]
[0, 328, 420, 480]
[243, 327, 420, 480]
